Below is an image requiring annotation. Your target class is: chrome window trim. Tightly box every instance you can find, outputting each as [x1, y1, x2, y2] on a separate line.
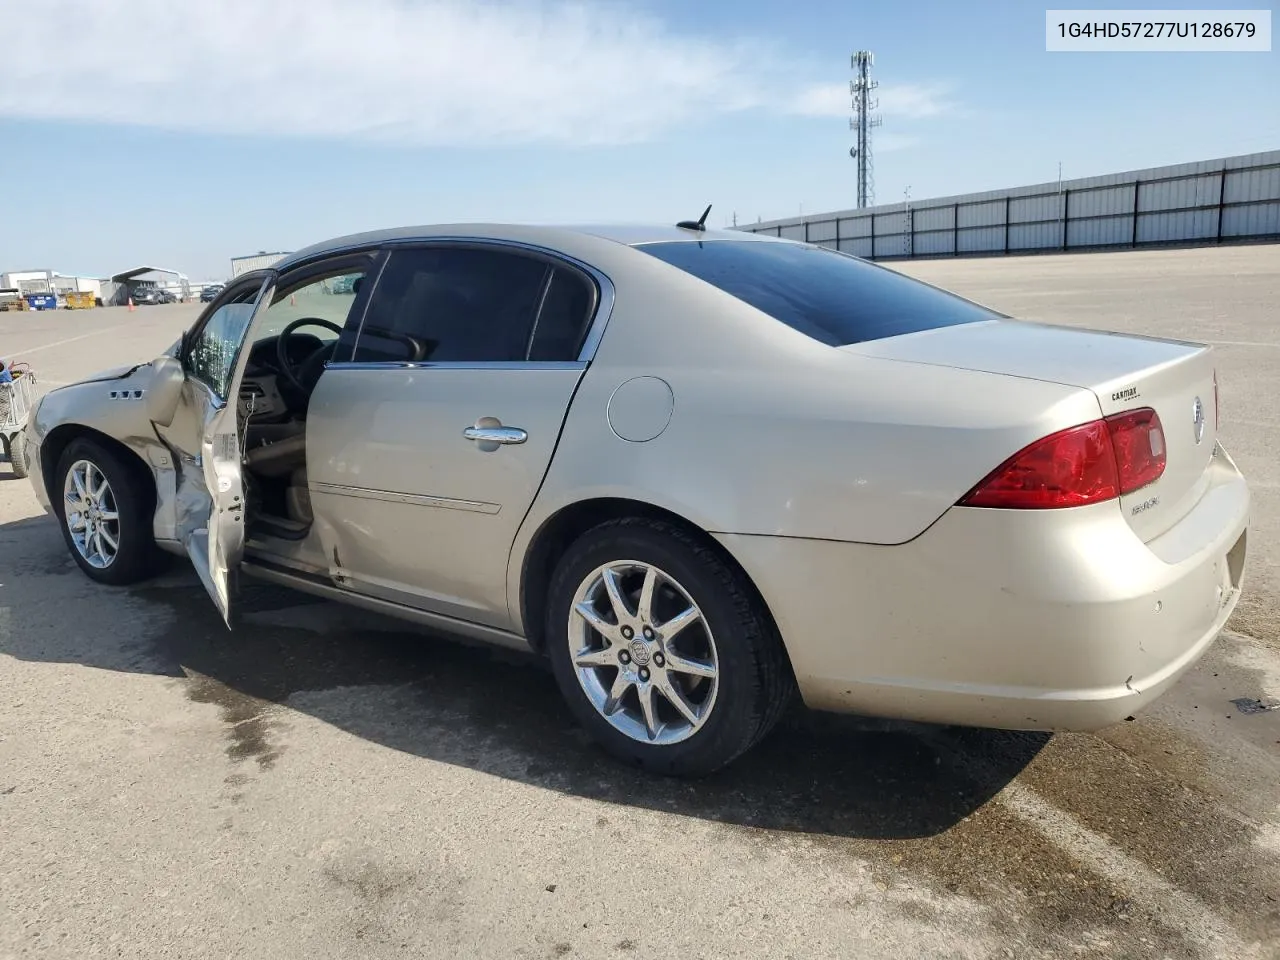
[322, 235, 617, 370]
[327, 360, 587, 372]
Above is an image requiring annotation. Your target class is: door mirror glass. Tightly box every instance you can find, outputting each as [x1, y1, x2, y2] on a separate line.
[146, 355, 185, 427]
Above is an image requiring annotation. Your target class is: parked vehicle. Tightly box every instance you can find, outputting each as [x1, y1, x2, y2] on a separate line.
[21, 221, 1250, 775]
[129, 287, 160, 305]
[200, 285, 224, 302]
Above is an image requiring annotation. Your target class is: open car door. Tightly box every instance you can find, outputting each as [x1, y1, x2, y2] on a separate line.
[151, 273, 276, 626]
[184, 395, 251, 626]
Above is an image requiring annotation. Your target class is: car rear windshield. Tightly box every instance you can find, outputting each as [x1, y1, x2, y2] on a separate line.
[635, 239, 1002, 346]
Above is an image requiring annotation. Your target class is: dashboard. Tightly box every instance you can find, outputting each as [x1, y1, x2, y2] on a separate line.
[236, 332, 330, 423]
[238, 374, 289, 422]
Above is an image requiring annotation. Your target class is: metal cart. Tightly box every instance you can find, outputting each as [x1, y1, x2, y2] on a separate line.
[0, 363, 36, 479]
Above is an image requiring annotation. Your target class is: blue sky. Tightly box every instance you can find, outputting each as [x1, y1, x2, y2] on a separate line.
[1, 0, 1276, 280]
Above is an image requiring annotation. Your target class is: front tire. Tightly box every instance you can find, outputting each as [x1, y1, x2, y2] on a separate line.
[546, 518, 794, 777]
[53, 438, 163, 585]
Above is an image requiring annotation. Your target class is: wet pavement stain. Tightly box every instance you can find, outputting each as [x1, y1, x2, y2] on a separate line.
[1231, 697, 1280, 715]
[184, 673, 283, 770]
[1013, 731, 1280, 949]
[322, 858, 419, 902]
[1098, 715, 1219, 797]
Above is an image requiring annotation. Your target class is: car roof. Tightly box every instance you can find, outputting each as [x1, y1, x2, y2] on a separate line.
[274, 222, 783, 273]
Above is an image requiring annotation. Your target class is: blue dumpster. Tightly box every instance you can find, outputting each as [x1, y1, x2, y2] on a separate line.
[24, 293, 57, 310]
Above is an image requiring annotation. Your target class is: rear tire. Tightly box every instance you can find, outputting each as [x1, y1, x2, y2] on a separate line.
[545, 517, 794, 777]
[7, 431, 29, 479]
[53, 438, 163, 586]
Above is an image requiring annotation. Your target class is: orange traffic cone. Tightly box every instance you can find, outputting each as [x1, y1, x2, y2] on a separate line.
[127, 297, 135, 312]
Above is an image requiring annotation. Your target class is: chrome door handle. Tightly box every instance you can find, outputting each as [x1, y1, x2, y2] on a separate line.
[463, 424, 527, 445]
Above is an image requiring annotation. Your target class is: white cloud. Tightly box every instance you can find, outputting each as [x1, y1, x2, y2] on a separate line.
[0, 0, 954, 147]
[789, 81, 955, 121]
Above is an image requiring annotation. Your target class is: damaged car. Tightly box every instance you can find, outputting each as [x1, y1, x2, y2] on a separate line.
[22, 221, 1250, 775]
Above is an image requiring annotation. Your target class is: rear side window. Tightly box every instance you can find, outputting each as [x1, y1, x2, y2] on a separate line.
[528, 268, 596, 361]
[635, 240, 1001, 346]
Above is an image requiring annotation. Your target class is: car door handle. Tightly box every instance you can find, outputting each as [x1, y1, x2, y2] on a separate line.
[463, 424, 528, 445]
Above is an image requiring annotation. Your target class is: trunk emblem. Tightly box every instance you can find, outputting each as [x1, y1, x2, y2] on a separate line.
[1192, 396, 1205, 444]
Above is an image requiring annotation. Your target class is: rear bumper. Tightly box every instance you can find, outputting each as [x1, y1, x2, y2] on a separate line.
[717, 444, 1249, 732]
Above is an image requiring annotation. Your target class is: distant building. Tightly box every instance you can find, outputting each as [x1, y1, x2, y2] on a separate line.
[2, 269, 103, 299]
[230, 251, 291, 277]
[1, 269, 55, 294]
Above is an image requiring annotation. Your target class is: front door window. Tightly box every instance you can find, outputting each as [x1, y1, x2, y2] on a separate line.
[185, 302, 258, 400]
[182, 279, 266, 401]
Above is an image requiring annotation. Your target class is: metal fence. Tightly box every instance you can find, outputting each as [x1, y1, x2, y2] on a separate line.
[742, 150, 1280, 260]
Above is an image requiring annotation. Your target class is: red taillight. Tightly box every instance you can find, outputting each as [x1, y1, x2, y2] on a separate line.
[960, 408, 1165, 509]
[1107, 408, 1165, 494]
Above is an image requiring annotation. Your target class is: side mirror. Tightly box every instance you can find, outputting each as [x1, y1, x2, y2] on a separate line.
[146, 355, 185, 427]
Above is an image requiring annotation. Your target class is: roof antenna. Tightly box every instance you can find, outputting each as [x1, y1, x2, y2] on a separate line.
[676, 204, 712, 232]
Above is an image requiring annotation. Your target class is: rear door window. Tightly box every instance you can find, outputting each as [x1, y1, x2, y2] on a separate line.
[635, 239, 1001, 346]
[527, 267, 597, 362]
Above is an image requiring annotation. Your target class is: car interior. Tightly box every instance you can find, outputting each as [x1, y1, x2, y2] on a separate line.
[235, 274, 365, 541]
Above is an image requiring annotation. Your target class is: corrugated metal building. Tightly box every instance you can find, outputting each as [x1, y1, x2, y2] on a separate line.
[231, 251, 291, 277]
[740, 150, 1280, 260]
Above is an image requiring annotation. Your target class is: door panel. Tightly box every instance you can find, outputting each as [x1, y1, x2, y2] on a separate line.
[306, 365, 584, 627]
[155, 378, 244, 623]
[151, 287, 268, 625]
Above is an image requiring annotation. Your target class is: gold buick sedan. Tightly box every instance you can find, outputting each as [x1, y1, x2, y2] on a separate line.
[23, 221, 1249, 775]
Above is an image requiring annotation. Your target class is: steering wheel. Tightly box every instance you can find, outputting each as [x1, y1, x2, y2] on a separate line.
[275, 317, 343, 394]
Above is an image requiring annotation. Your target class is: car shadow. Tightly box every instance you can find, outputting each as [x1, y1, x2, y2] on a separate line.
[0, 512, 1048, 841]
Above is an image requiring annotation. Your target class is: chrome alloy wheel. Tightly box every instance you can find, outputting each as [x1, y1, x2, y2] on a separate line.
[567, 560, 720, 745]
[62, 459, 121, 569]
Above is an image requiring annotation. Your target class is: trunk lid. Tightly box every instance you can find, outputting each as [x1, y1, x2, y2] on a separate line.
[844, 319, 1218, 542]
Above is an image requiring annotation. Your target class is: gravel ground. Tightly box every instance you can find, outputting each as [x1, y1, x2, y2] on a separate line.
[1, 244, 1277, 960]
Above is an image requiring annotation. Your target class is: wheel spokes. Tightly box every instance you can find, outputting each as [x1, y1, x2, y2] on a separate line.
[663, 651, 716, 680]
[636, 682, 661, 740]
[574, 601, 619, 644]
[637, 566, 658, 625]
[568, 559, 720, 746]
[573, 645, 616, 669]
[655, 675, 700, 727]
[603, 670, 632, 717]
[600, 567, 632, 623]
[62, 459, 118, 569]
[657, 605, 700, 643]
[70, 468, 88, 501]
[87, 464, 106, 502]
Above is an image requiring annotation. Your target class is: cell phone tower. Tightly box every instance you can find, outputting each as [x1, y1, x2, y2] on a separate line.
[849, 51, 883, 208]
